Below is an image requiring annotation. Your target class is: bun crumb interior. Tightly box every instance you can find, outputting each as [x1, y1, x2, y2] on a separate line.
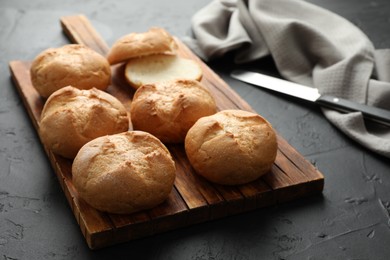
[124, 54, 203, 89]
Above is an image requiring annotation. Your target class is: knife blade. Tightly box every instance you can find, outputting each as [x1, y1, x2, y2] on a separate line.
[231, 69, 390, 126]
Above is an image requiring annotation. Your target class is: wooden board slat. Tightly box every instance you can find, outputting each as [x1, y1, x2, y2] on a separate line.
[8, 14, 324, 249]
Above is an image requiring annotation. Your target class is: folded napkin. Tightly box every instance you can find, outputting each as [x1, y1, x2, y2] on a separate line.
[184, 0, 390, 158]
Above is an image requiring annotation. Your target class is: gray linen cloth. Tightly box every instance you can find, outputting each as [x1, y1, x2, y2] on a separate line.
[183, 0, 390, 158]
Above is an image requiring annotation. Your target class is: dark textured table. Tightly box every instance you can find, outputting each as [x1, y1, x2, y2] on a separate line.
[1, 0, 390, 259]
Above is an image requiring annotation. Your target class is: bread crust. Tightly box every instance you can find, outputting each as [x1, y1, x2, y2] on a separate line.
[30, 44, 111, 98]
[107, 27, 178, 65]
[185, 110, 278, 185]
[72, 131, 176, 214]
[39, 86, 129, 159]
[130, 79, 217, 143]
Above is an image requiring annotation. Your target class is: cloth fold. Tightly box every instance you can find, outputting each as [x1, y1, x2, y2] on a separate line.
[183, 0, 390, 158]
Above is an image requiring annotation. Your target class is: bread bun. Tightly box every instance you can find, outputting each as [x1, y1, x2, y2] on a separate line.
[30, 44, 111, 98]
[130, 79, 217, 143]
[39, 86, 129, 159]
[185, 110, 277, 185]
[72, 131, 176, 214]
[124, 54, 203, 89]
[107, 27, 178, 65]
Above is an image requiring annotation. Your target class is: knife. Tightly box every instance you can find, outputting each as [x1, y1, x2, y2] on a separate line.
[231, 69, 390, 126]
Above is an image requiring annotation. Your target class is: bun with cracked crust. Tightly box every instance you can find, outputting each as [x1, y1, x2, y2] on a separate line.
[185, 109, 277, 185]
[72, 131, 176, 214]
[130, 79, 217, 143]
[107, 27, 178, 65]
[30, 44, 111, 98]
[39, 86, 129, 159]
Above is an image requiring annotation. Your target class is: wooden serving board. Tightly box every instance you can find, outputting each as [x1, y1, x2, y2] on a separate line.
[9, 15, 324, 249]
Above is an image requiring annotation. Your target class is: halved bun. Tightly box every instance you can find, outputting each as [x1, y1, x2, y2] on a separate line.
[124, 54, 203, 89]
[107, 27, 178, 65]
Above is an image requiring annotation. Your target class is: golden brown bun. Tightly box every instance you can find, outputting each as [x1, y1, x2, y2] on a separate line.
[72, 131, 176, 214]
[185, 109, 278, 185]
[39, 86, 129, 159]
[30, 44, 111, 98]
[107, 27, 178, 65]
[124, 54, 203, 89]
[130, 79, 217, 143]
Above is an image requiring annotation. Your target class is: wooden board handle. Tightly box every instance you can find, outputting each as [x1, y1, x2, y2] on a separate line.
[61, 14, 109, 55]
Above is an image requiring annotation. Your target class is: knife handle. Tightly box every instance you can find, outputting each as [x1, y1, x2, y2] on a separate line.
[316, 95, 390, 126]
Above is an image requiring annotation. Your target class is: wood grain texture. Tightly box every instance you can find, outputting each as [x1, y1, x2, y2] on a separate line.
[9, 14, 324, 249]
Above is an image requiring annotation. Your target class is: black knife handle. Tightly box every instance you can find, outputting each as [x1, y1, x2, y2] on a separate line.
[316, 95, 390, 126]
